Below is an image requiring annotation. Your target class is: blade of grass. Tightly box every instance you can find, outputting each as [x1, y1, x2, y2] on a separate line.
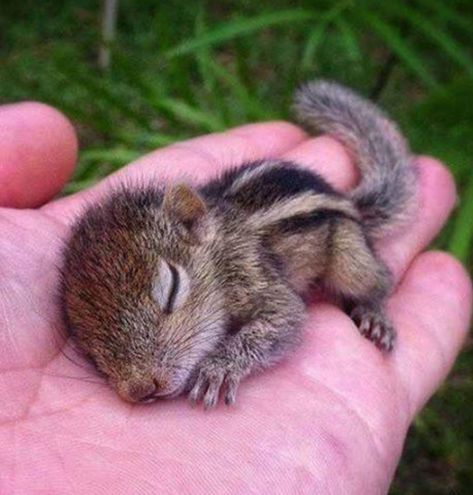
[164, 9, 318, 59]
[334, 16, 363, 64]
[153, 98, 225, 132]
[301, 23, 328, 70]
[73, 158, 110, 182]
[194, 9, 229, 125]
[384, 3, 473, 78]
[112, 50, 200, 122]
[356, 10, 438, 89]
[80, 148, 142, 165]
[302, 1, 349, 70]
[203, 57, 270, 121]
[63, 179, 101, 194]
[117, 131, 188, 148]
[448, 172, 473, 264]
[55, 59, 153, 131]
[194, 9, 216, 95]
[415, 0, 473, 38]
[113, 55, 224, 133]
[113, 50, 170, 103]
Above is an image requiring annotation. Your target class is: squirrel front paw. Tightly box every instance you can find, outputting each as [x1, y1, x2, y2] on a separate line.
[188, 356, 244, 408]
[350, 306, 396, 352]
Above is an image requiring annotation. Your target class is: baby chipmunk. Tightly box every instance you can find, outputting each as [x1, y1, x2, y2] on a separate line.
[60, 81, 417, 408]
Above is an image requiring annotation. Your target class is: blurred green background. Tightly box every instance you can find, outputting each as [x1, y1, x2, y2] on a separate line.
[1, 0, 472, 492]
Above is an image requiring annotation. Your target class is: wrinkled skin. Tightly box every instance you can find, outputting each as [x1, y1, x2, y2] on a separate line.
[0, 102, 471, 494]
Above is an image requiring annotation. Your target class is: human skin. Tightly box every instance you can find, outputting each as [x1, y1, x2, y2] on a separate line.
[0, 102, 471, 494]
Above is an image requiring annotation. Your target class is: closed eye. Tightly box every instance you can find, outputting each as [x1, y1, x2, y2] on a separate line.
[164, 263, 179, 313]
[152, 260, 190, 313]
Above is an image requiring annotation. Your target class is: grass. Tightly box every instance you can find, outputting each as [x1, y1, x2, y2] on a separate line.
[1, 0, 472, 492]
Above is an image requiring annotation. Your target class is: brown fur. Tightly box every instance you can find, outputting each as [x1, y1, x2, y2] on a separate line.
[60, 81, 416, 407]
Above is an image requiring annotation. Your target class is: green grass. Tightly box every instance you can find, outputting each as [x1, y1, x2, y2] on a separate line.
[1, 0, 472, 492]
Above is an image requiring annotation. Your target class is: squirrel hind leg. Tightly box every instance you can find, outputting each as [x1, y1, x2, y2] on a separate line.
[350, 305, 395, 352]
[324, 218, 395, 351]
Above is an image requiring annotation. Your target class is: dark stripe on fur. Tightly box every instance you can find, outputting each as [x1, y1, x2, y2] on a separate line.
[200, 160, 338, 212]
[200, 161, 263, 199]
[275, 208, 357, 234]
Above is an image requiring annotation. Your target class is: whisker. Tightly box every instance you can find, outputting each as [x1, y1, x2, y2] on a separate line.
[166, 314, 225, 353]
[42, 372, 105, 385]
[162, 303, 224, 346]
[168, 320, 227, 359]
[159, 305, 225, 352]
[56, 343, 95, 373]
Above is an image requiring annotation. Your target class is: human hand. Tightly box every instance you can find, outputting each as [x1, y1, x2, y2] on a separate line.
[0, 102, 470, 494]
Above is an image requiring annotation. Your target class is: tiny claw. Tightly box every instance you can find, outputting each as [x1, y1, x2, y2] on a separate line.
[204, 393, 218, 410]
[203, 376, 224, 409]
[351, 306, 396, 352]
[359, 318, 371, 336]
[188, 375, 206, 404]
[379, 329, 395, 352]
[224, 376, 239, 406]
[371, 324, 381, 340]
[224, 389, 236, 406]
[189, 357, 245, 407]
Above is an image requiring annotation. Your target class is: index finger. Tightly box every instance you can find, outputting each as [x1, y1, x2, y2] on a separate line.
[390, 251, 472, 417]
[43, 121, 307, 221]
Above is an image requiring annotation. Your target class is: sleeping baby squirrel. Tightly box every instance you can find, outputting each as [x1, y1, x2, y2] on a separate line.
[60, 81, 417, 408]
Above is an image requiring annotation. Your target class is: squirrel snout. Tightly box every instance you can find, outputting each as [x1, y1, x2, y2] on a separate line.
[118, 376, 176, 403]
[123, 381, 157, 403]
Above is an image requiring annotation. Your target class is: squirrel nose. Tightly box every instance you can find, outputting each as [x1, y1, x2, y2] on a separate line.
[121, 377, 173, 403]
[135, 379, 173, 402]
[126, 382, 157, 403]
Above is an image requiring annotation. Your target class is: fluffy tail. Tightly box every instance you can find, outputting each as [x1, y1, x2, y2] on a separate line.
[293, 80, 417, 238]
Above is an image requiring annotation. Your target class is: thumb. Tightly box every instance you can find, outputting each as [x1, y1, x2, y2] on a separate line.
[0, 102, 78, 208]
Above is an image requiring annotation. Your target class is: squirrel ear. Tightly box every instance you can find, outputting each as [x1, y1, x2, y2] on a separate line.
[163, 184, 207, 241]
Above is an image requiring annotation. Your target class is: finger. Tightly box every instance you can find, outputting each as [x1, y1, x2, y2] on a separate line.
[281, 135, 357, 191]
[44, 121, 306, 221]
[0, 102, 77, 208]
[389, 251, 472, 417]
[282, 137, 457, 282]
[378, 157, 457, 280]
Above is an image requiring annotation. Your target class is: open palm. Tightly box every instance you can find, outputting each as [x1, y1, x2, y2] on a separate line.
[0, 103, 471, 494]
